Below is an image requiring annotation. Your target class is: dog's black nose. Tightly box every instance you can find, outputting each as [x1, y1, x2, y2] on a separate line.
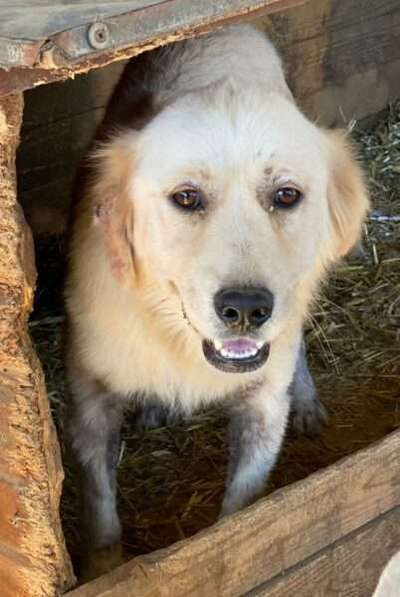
[214, 287, 274, 330]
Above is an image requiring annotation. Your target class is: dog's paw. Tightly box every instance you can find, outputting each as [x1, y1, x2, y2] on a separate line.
[79, 543, 124, 584]
[291, 395, 329, 435]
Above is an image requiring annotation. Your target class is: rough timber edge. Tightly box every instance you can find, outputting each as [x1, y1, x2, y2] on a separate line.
[0, 93, 75, 596]
[0, 0, 306, 95]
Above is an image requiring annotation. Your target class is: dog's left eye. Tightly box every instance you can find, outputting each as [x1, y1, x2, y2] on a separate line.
[273, 187, 303, 209]
[170, 188, 203, 211]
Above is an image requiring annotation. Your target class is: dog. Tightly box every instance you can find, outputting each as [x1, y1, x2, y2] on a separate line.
[64, 24, 368, 575]
[373, 551, 400, 597]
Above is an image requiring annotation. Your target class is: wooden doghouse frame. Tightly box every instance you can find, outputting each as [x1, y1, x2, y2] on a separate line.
[0, 1, 399, 595]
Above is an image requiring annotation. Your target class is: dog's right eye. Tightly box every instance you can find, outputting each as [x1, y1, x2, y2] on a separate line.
[273, 187, 303, 209]
[170, 188, 203, 211]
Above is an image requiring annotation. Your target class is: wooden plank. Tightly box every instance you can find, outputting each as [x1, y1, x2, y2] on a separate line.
[0, 1, 166, 71]
[66, 431, 400, 597]
[20, 61, 124, 128]
[1, 1, 167, 40]
[17, 102, 104, 235]
[0, 93, 75, 595]
[16, 61, 125, 234]
[0, 0, 306, 94]
[261, 0, 400, 125]
[249, 507, 400, 596]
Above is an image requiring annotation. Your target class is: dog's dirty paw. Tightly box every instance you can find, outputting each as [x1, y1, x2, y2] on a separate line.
[79, 543, 124, 584]
[291, 395, 329, 435]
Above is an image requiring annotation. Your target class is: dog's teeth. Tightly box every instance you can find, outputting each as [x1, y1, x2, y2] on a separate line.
[214, 340, 223, 351]
[219, 347, 258, 360]
[248, 349, 258, 356]
[255, 341, 264, 350]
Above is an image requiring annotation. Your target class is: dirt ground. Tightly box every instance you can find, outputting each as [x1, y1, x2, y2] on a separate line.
[29, 102, 400, 563]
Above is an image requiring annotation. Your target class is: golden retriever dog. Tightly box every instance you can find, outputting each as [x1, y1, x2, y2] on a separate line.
[65, 24, 368, 575]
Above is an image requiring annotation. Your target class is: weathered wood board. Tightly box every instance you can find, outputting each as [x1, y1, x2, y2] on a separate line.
[251, 508, 400, 596]
[262, 0, 400, 124]
[17, 61, 125, 234]
[0, 0, 305, 94]
[2, 1, 166, 41]
[66, 431, 400, 597]
[0, 94, 74, 596]
[17, 0, 400, 235]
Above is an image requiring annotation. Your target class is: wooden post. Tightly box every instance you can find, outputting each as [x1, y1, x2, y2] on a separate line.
[0, 93, 74, 596]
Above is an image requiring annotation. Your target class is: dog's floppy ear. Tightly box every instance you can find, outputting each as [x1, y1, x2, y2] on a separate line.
[324, 129, 369, 260]
[92, 133, 137, 284]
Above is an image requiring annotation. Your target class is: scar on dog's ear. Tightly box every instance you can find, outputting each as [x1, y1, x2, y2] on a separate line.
[92, 133, 137, 284]
[325, 129, 369, 259]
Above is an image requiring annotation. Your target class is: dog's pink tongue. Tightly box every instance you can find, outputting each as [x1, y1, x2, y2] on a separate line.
[222, 339, 258, 353]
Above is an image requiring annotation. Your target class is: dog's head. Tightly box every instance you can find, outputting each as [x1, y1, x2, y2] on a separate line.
[92, 82, 368, 374]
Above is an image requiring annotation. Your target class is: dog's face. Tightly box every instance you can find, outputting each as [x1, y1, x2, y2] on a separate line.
[94, 85, 368, 374]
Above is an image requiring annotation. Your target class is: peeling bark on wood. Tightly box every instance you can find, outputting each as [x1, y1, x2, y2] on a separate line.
[0, 93, 75, 596]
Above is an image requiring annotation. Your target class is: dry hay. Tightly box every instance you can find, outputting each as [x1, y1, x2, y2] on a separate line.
[30, 102, 400, 563]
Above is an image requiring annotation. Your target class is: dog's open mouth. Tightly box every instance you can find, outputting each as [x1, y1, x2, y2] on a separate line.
[202, 338, 270, 373]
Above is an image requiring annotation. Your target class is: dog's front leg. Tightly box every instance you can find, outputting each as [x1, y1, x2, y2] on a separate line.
[65, 372, 124, 579]
[221, 386, 290, 516]
[290, 339, 328, 434]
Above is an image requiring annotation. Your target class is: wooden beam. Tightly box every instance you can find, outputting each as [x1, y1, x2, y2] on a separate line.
[0, 0, 306, 96]
[251, 508, 400, 596]
[0, 93, 75, 596]
[67, 431, 400, 597]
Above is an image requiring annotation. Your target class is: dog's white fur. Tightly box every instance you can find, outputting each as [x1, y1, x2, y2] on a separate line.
[65, 24, 369, 569]
[373, 551, 400, 597]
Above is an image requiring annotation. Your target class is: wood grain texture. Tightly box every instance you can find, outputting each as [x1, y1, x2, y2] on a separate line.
[249, 508, 400, 596]
[1, 1, 167, 40]
[0, 94, 75, 596]
[67, 431, 400, 597]
[261, 0, 400, 125]
[0, 0, 305, 80]
[17, 61, 125, 234]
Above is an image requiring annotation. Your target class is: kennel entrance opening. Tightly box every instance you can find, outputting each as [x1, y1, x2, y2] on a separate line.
[1, 1, 400, 596]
